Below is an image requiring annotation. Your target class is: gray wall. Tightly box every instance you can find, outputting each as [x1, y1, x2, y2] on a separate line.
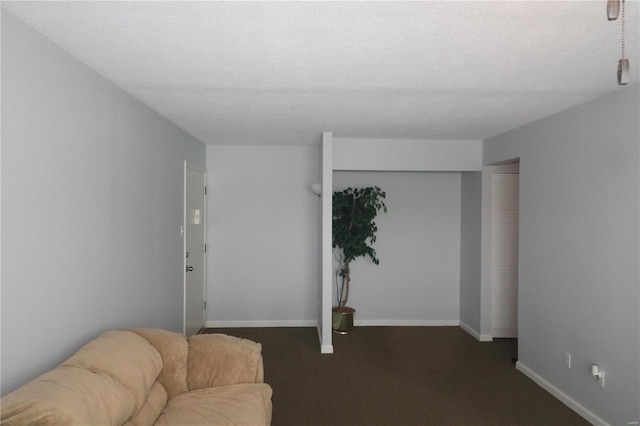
[484, 85, 639, 425]
[333, 171, 461, 323]
[205, 146, 320, 325]
[204, 160, 463, 326]
[459, 172, 482, 333]
[1, 12, 206, 394]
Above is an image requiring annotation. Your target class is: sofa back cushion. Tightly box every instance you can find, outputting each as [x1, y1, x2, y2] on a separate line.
[131, 328, 189, 398]
[1, 330, 163, 426]
[123, 380, 168, 426]
[187, 334, 263, 391]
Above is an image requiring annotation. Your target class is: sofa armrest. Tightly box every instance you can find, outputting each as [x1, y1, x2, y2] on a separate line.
[187, 334, 264, 391]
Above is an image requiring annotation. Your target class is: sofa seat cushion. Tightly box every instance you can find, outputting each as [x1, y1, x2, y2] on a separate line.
[154, 384, 272, 426]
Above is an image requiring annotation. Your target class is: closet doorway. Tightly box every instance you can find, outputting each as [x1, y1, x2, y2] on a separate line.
[491, 162, 520, 338]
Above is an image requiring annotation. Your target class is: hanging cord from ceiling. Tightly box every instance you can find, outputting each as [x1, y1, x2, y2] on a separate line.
[621, 0, 625, 60]
[607, 0, 629, 85]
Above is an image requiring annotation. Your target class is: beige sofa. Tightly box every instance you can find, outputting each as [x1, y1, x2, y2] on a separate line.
[1, 329, 272, 425]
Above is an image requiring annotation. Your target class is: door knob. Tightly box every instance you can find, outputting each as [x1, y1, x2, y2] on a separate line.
[186, 266, 194, 272]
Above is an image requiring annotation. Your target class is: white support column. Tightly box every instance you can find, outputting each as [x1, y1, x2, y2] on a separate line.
[319, 132, 334, 353]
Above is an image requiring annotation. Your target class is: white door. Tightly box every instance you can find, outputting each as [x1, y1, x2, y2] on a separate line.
[491, 172, 519, 338]
[184, 162, 207, 337]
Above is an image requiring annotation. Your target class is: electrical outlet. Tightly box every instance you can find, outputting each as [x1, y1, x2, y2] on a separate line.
[564, 352, 571, 368]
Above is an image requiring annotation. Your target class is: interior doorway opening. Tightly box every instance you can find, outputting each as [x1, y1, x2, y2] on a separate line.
[490, 161, 520, 340]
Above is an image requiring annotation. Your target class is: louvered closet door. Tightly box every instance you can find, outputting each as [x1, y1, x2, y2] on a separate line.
[491, 173, 519, 338]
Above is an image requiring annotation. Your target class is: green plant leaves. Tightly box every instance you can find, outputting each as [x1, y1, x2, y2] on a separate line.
[332, 186, 387, 307]
[332, 186, 387, 265]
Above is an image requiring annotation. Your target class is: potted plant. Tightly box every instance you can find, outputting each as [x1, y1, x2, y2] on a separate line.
[332, 186, 387, 333]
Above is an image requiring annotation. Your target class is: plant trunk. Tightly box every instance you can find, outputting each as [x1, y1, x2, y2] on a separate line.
[340, 260, 351, 308]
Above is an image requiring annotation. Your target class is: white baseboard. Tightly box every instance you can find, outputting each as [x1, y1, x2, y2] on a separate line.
[206, 320, 317, 328]
[459, 321, 493, 342]
[353, 319, 459, 327]
[320, 344, 334, 354]
[207, 320, 460, 328]
[516, 361, 610, 426]
[317, 325, 333, 354]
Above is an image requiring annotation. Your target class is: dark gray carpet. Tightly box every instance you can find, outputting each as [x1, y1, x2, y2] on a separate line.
[203, 326, 589, 426]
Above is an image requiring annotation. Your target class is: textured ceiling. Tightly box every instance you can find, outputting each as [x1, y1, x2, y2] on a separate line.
[3, 1, 639, 146]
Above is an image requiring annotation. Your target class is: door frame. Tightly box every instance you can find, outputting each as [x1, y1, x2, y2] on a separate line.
[183, 161, 208, 335]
